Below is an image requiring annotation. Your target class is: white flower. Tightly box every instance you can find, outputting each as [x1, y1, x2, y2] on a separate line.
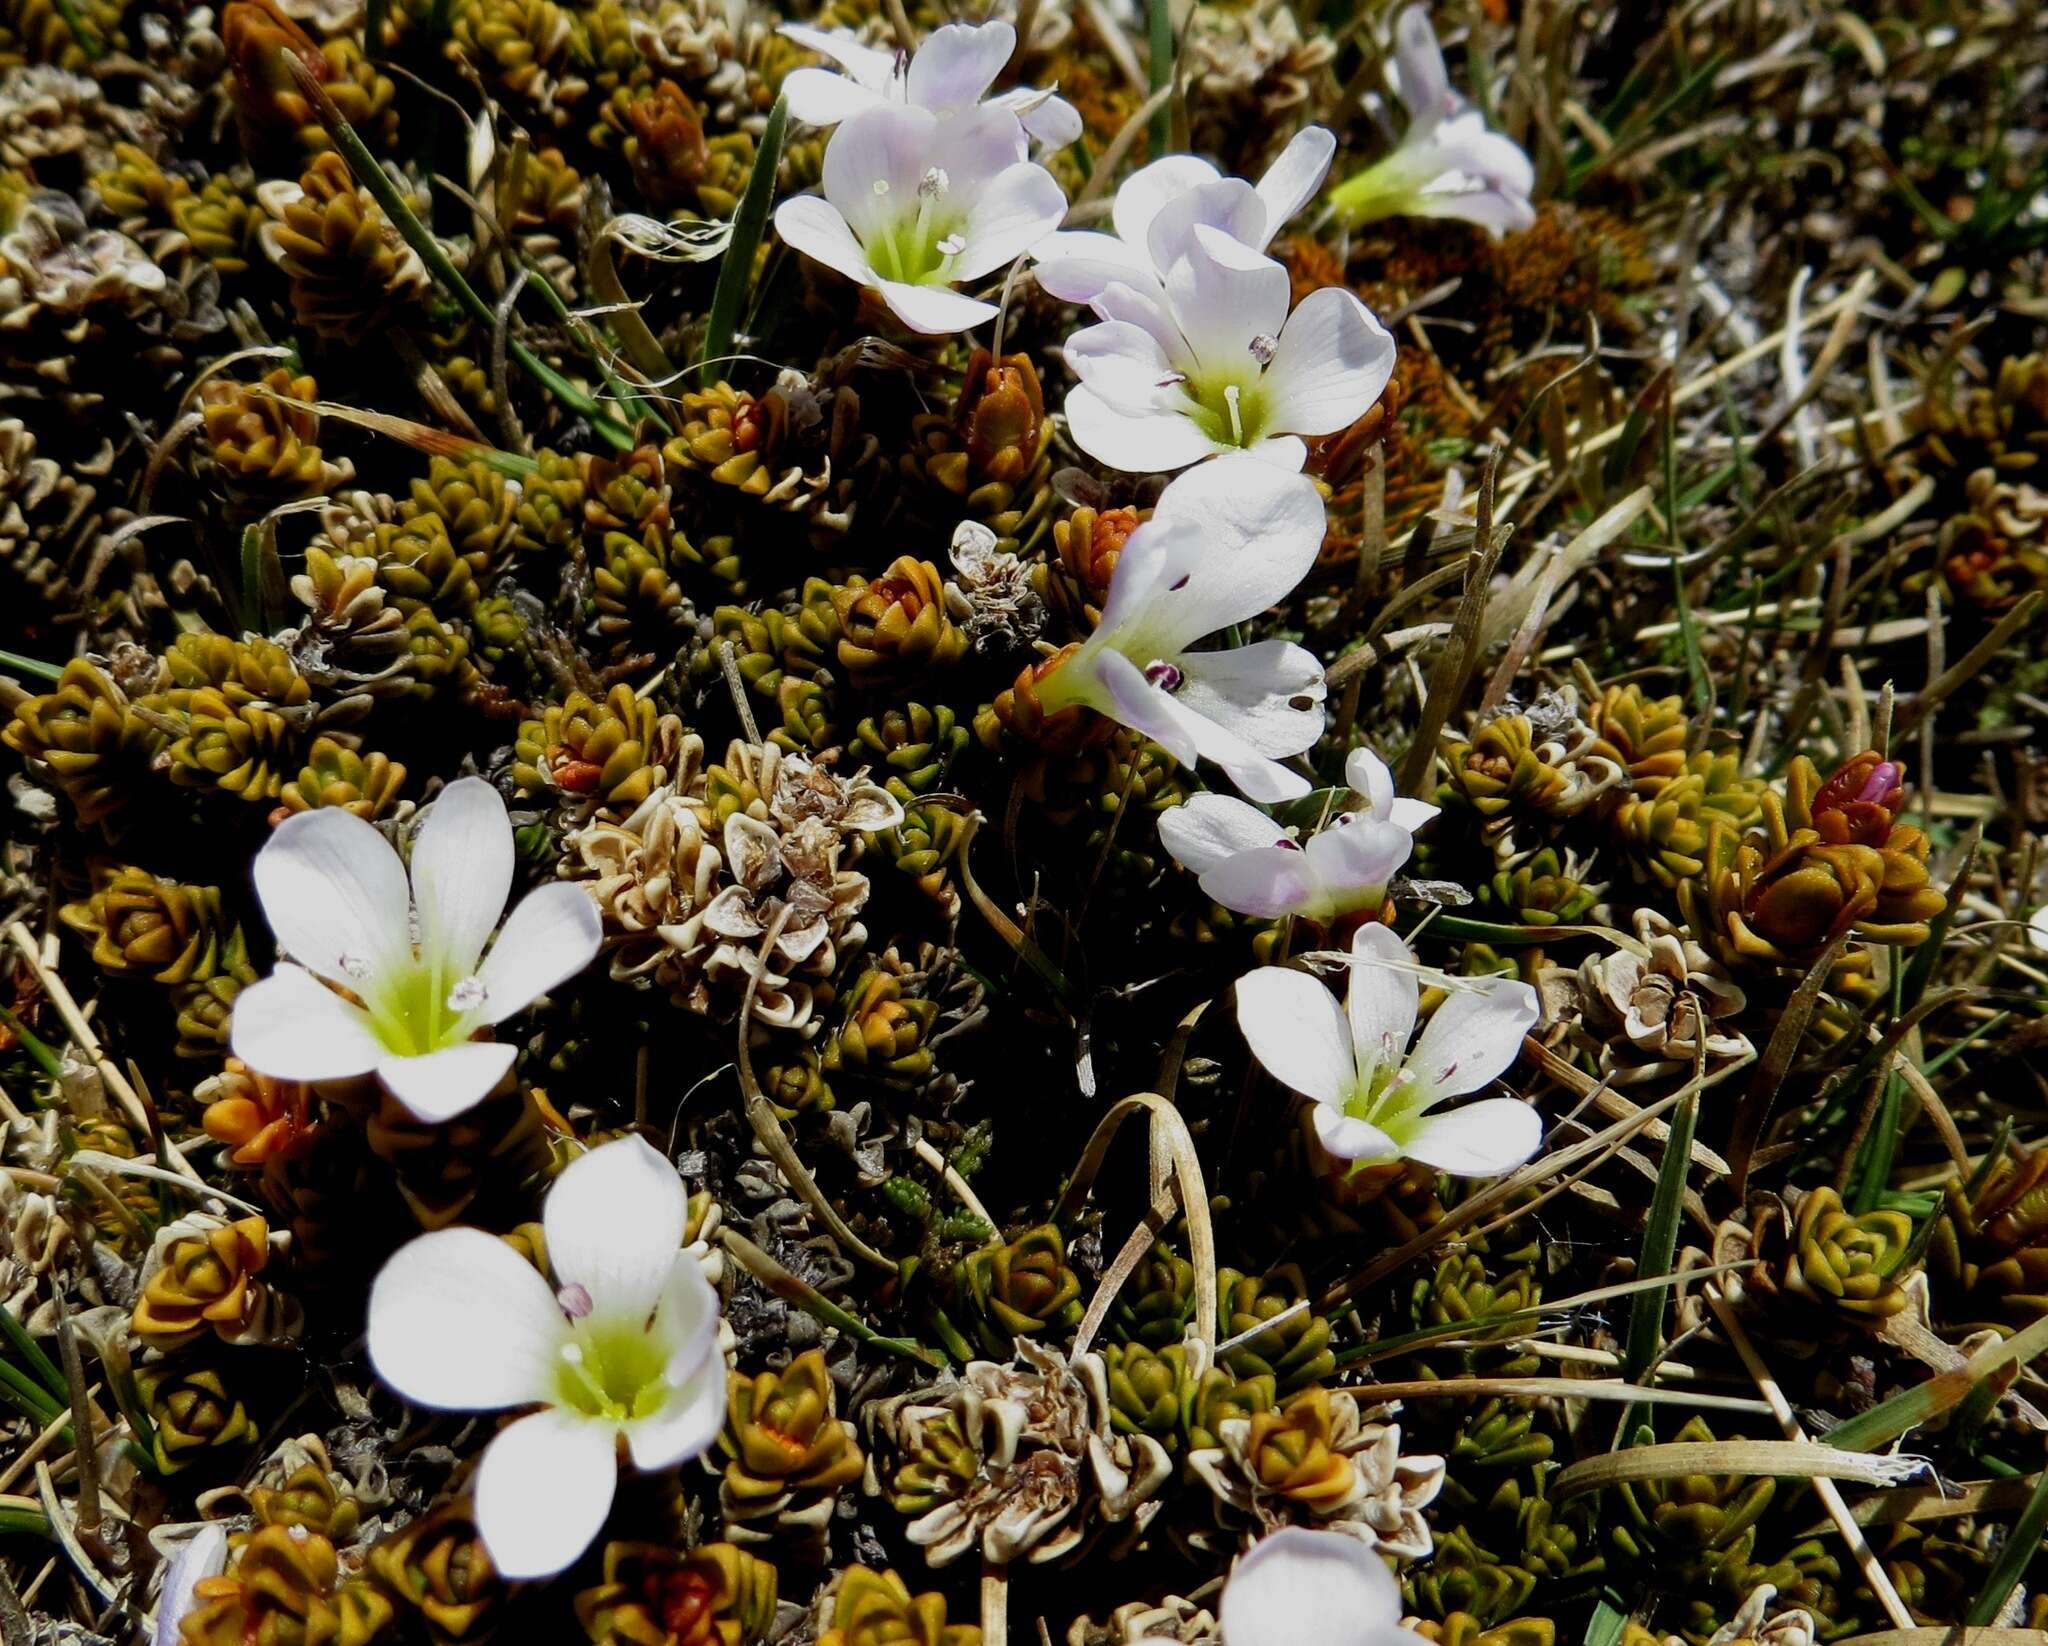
[1033, 126, 1339, 308]
[231, 777, 602, 1124]
[1237, 922, 1542, 1175]
[774, 102, 1066, 335]
[152, 1523, 228, 1646]
[367, 1136, 725, 1578]
[1159, 748, 1438, 920]
[1030, 455, 1326, 802]
[2031, 902, 2048, 952]
[1186, 1526, 1423, 1646]
[1058, 220, 1394, 473]
[1328, 6, 1536, 238]
[780, 19, 1083, 150]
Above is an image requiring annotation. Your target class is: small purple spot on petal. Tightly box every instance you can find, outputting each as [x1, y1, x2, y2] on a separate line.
[557, 1282, 594, 1320]
[1144, 660, 1184, 691]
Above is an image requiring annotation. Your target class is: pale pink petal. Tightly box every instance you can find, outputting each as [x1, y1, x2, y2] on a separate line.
[1157, 792, 1289, 874]
[822, 104, 939, 241]
[906, 21, 1015, 116]
[774, 195, 880, 288]
[367, 1226, 565, 1408]
[1403, 1097, 1544, 1176]
[1201, 845, 1325, 919]
[1235, 965, 1353, 1107]
[994, 87, 1084, 149]
[1064, 384, 1218, 472]
[474, 1409, 618, 1579]
[1160, 225, 1289, 377]
[475, 882, 603, 1025]
[877, 278, 997, 334]
[1262, 286, 1396, 437]
[1144, 177, 1267, 276]
[955, 161, 1069, 279]
[1065, 319, 1179, 416]
[1030, 231, 1162, 305]
[779, 23, 900, 94]
[230, 964, 383, 1082]
[777, 66, 888, 127]
[1302, 818, 1410, 907]
[1393, 6, 1457, 127]
[409, 777, 513, 977]
[1112, 154, 1223, 254]
[253, 808, 409, 990]
[377, 1042, 517, 1123]
[1253, 128, 1337, 243]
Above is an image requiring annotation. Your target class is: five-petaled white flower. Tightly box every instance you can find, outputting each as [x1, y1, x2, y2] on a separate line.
[1033, 128, 1393, 473]
[231, 777, 602, 1124]
[367, 1136, 725, 1578]
[1160, 748, 1438, 921]
[1327, 6, 1536, 238]
[1154, 1526, 1424, 1646]
[774, 102, 1066, 335]
[780, 19, 1083, 151]
[1237, 921, 1542, 1175]
[1031, 455, 1327, 803]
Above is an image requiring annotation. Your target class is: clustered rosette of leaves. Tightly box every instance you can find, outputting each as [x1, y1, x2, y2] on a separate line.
[1, 0, 2047, 1645]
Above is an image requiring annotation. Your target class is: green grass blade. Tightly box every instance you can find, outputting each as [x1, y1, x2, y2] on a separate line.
[701, 92, 787, 385]
[1624, 1089, 1696, 1381]
[1966, 1463, 2048, 1624]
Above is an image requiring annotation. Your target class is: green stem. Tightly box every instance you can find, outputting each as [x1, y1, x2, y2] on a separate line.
[288, 59, 635, 451]
[701, 92, 787, 385]
[0, 1301, 67, 1405]
[1147, 0, 1174, 161]
[0, 649, 62, 685]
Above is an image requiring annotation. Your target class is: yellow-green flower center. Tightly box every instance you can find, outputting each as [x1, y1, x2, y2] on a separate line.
[554, 1318, 670, 1424]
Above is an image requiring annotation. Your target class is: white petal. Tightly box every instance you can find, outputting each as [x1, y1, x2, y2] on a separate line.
[1064, 383, 1218, 473]
[474, 1409, 618, 1579]
[1111, 153, 1222, 256]
[1030, 231, 1162, 305]
[1236, 965, 1353, 1106]
[1309, 1102, 1400, 1163]
[1175, 641, 1326, 759]
[1222, 1527, 1406, 1646]
[1345, 922, 1419, 1091]
[1144, 178, 1267, 277]
[878, 279, 998, 335]
[1247, 434, 1310, 471]
[1162, 227, 1289, 377]
[1406, 974, 1541, 1105]
[377, 1042, 517, 1123]
[1346, 745, 1398, 820]
[779, 23, 900, 94]
[934, 104, 1035, 188]
[1201, 845, 1324, 919]
[1392, 5, 1457, 126]
[1302, 819, 1410, 908]
[1094, 648, 1310, 801]
[955, 161, 1069, 280]
[1390, 796, 1441, 832]
[1066, 319, 1178, 416]
[546, 1135, 687, 1327]
[906, 20, 1015, 117]
[410, 777, 513, 977]
[1090, 280, 1188, 362]
[1262, 286, 1396, 437]
[2031, 904, 2048, 952]
[253, 807, 409, 989]
[154, 1524, 229, 1646]
[476, 882, 603, 1025]
[1157, 792, 1288, 874]
[626, 1331, 724, 1469]
[1004, 89, 1084, 149]
[1403, 1097, 1544, 1176]
[367, 1226, 565, 1408]
[776, 66, 886, 127]
[1145, 455, 1328, 640]
[230, 964, 384, 1080]
[822, 104, 939, 241]
[1253, 127, 1338, 243]
[775, 195, 880, 289]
